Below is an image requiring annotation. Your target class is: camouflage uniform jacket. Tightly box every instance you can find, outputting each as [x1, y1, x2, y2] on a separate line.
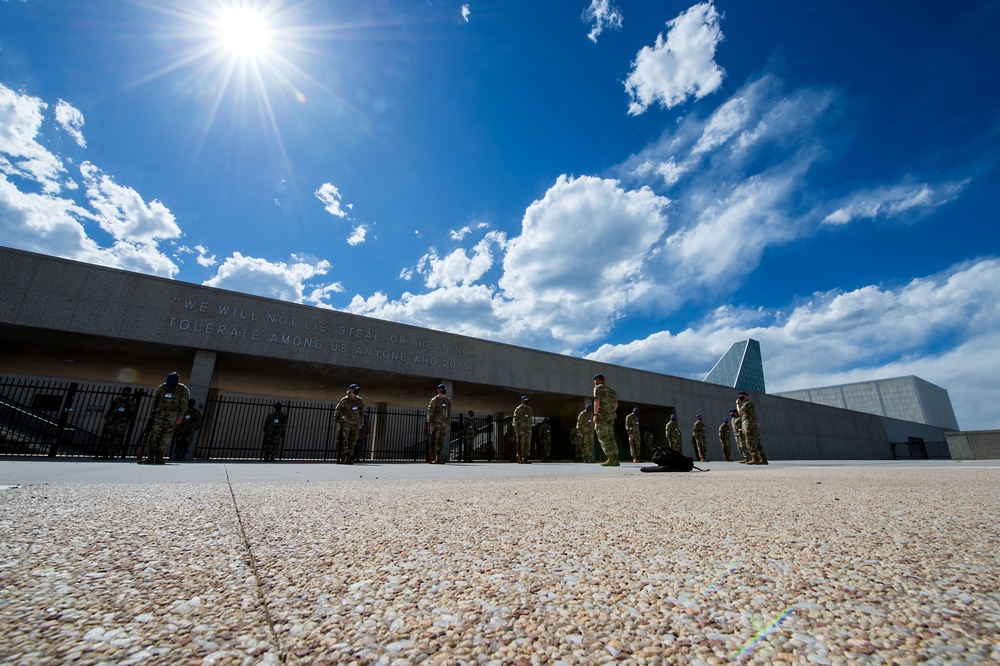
[665, 420, 681, 444]
[335, 393, 365, 426]
[513, 403, 533, 430]
[176, 407, 203, 435]
[739, 399, 757, 427]
[692, 420, 706, 439]
[625, 413, 639, 436]
[263, 410, 287, 435]
[151, 383, 190, 422]
[104, 395, 135, 424]
[427, 394, 451, 427]
[719, 421, 731, 442]
[593, 383, 618, 424]
[576, 410, 592, 432]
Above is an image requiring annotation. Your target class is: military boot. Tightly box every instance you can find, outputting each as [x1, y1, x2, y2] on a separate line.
[750, 453, 763, 465]
[601, 453, 620, 467]
[758, 451, 769, 465]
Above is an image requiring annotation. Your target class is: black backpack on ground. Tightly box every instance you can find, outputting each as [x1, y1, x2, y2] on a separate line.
[641, 444, 695, 472]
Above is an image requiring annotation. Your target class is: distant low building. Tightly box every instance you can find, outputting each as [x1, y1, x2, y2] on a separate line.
[702, 338, 766, 393]
[775, 376, 959, 431]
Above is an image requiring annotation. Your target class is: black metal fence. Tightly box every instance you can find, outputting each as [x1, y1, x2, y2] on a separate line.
[891, 437, 951, 460]
[0, 377, 504, 462]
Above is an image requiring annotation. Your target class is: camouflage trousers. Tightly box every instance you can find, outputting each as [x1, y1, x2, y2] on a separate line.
[579, 428, 595, 462]
[339, 421, 361, 463]
[99, 420, 130, 458]
[516, 426, 532, 460]
[669, 434, 682, 454]
[262, 432, 283, 461]
[539, 433, 551, 461]
[693, 434, 707, 461]
[719, 436, 731, 461]
[145, 414, 179, 460]
[628, 432, 641, 461]
[744, 422, 765, 458]
[428, 423, 447, 462]
[173, 430, 197, 460]
[735, 431, 749, 461]
[595, 420, 617, 458]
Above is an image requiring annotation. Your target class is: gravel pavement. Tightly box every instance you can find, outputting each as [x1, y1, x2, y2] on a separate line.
[1, 460, 998, 665]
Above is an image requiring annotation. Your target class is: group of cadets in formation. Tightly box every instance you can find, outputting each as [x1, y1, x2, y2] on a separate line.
[99, 370, 768, 465]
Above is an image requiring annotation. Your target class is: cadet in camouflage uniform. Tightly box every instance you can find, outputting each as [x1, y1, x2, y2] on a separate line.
[463, 410, 477, 462]
[575, 404, 594, 462]
[665, 414, 682, 454]
[738, 391, 768, 465]
[261, 402, 287, 462]
[642, 430, 654, 461]
[538, 418, 552, 462]
[731, 408, 748, 463]
[142, 372, 189, 465]
[99, 387, 135, 459]
[426, 383, 451, 464]
[625, 407, 641, 463]
[692, 414, 708, 462]
[592, 374, 619, 467]
[718, 417, 732, 462]
[335, 384, 364, 464]
[172, 399, 202, 461]
[513, 395, 533, 463]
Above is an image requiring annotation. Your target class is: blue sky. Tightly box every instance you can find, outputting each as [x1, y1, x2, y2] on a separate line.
[2, 0, 999, 429]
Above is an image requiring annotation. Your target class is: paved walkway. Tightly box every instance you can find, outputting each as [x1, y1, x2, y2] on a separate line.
[2, 459, 998, 664]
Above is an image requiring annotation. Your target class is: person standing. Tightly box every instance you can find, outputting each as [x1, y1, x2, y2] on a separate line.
[538, 417, 552, 462]
[172, 399, 203, 461]
[592, 374, 619, 467]
[642, 430, 654, 462]
[426, 383, 451, 464]
[335, 384, 365, 464]
[731, 408, 748, 463]
[692, 414, 708, 462]
[575, 405, 595, 463]
[463, 410, 478, 462]
[261, 402, 287, 462]
[142, 372, 190, 465]
[738, 391, 769, 465]
[513, 395, 533, 464]
[665, 414, 682, 454]
[718, 417, 732, 462]
[98, 387, 135, 459]
[625, 407, 641, 463]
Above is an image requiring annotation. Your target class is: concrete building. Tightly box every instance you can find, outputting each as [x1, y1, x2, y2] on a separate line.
[775, 376, 959, 431]
[0, 247, 951, 460]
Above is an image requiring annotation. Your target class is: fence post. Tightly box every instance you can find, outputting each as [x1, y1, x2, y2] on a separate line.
[47, 382, 79, 457]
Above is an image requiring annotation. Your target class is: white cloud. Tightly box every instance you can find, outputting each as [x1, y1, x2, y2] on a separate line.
[54, 99, 87, 148]
[583, 0, 623, 44]
[823, 181, 968, 225]
[347, 225, 368, 246]
[314, 182, 351, 218]
[81, 162, 181, 244]
[195, 244, 217, 267]
[461, 4, 470, 22]
[624, 2, 725, 115]
[450, 226, 472, 241]
[204, 253, 340, 305]
[588, 258, 1000, 430]
[0, 83, 67, 193]
[419, 230, 506, 288]
[497, 175, 669, 347]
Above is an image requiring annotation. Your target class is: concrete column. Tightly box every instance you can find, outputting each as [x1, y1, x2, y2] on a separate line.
[186, 350, 216, 461]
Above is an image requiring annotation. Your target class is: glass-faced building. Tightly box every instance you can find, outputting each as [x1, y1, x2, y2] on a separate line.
[702, 339, 766, 394]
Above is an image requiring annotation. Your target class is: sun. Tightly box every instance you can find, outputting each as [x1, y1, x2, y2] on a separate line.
[214, 6, 273, 59]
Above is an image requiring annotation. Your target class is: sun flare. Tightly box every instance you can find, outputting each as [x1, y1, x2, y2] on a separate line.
[215, 7, 272, 58]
